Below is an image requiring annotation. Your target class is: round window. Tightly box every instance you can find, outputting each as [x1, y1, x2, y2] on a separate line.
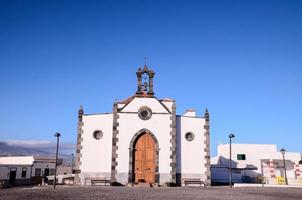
[185, 132, 195, 141]
[138, 106, 152, 120]
[93, 130, 103, 140]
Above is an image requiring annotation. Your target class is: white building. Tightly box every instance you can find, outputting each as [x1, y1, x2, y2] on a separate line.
[211, 144, 302, 185]
[0, 156, 63, 186]
[74, 65, 211, 186]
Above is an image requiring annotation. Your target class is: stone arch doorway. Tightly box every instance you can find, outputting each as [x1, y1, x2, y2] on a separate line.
[128, 129, 159, 185]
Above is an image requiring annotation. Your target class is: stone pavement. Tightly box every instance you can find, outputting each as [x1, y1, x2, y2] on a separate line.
[1, 186, 302, 200]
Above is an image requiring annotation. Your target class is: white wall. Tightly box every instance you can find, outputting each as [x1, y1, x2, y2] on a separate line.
[215, 144, 301, 173]
[0, 157, 33, 181]
[0, 156, 34, 165]
[176, 116, 207, 179]
[212, 143, 302, 184]
[31, 162, 55, 177]
[216, 144, 276, 169]
[160, 100, 173, 112]
[0, 165, 32, 180]
[122, 97, 170, 113]
[0, 156, 57, 182]
[80, 113, 113, 177]
[117, 97, 172, 184]
[261, 152, 301, 179]
[117, 114, 171, 172]
[79, 96, 209, 185]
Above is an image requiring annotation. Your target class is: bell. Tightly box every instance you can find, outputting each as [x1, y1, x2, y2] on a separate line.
[143, 82, 148, 91]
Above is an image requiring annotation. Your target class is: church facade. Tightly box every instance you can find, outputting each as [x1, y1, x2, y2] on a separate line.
[74, 65, 211, 186]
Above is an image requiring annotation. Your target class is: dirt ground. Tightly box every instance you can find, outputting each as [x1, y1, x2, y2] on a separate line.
[1, 186, 302, 200]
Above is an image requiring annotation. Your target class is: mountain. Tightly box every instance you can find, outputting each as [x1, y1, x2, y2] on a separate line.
[0, 141, 73, 165]
[0, 141, 53, 156]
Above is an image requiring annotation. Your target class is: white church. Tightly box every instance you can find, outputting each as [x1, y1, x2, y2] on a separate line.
[74, 65, 210, 186]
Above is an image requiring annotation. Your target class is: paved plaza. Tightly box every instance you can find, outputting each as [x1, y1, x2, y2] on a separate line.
[1, 186, 302, 200]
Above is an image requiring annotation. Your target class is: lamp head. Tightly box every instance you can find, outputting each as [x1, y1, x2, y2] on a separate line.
[54, 132, 61, 137]
[280, 148, 286, 154]
[228, 133, 235, 139]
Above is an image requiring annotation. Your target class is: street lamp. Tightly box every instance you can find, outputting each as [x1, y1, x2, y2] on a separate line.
[71, 153, 74, 174]
[280, 148, 288, 185]
[228, 133, 235, 188]
[54, 132, 61, 189]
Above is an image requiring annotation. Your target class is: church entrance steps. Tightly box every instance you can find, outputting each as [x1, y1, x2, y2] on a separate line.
[133, 182, 152, 187]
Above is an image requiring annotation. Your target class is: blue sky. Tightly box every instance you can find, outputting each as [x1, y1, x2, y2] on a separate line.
[0, 0, 301, 156]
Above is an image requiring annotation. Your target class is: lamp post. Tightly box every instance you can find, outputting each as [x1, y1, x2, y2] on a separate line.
[280, 148, 288, 185]
[71, 153, 74, 174]
[228, 133, 235, 188]
[54, 132, 61, 189]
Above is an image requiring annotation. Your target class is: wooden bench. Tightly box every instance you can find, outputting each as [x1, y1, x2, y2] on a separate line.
[84, 177, 110, 186]
[184, 179, 206, 187]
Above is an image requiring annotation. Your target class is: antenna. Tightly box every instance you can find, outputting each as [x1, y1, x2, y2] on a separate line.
[144, 56, 147, 66]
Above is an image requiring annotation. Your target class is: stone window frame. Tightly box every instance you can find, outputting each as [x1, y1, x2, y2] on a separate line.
[184, 132, 195, 142]
[93, 130, 103, 140]
[138, 106, 152, 121]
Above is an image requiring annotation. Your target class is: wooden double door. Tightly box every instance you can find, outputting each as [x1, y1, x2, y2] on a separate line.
[134, 133, 156, 184]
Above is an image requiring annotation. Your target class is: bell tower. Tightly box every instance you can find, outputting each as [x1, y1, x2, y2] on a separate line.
[136, 64, 155, 96]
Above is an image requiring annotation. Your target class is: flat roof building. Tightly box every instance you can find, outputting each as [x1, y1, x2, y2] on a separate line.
[0, 156, 63, 187]
[211, 144, 302, 185]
